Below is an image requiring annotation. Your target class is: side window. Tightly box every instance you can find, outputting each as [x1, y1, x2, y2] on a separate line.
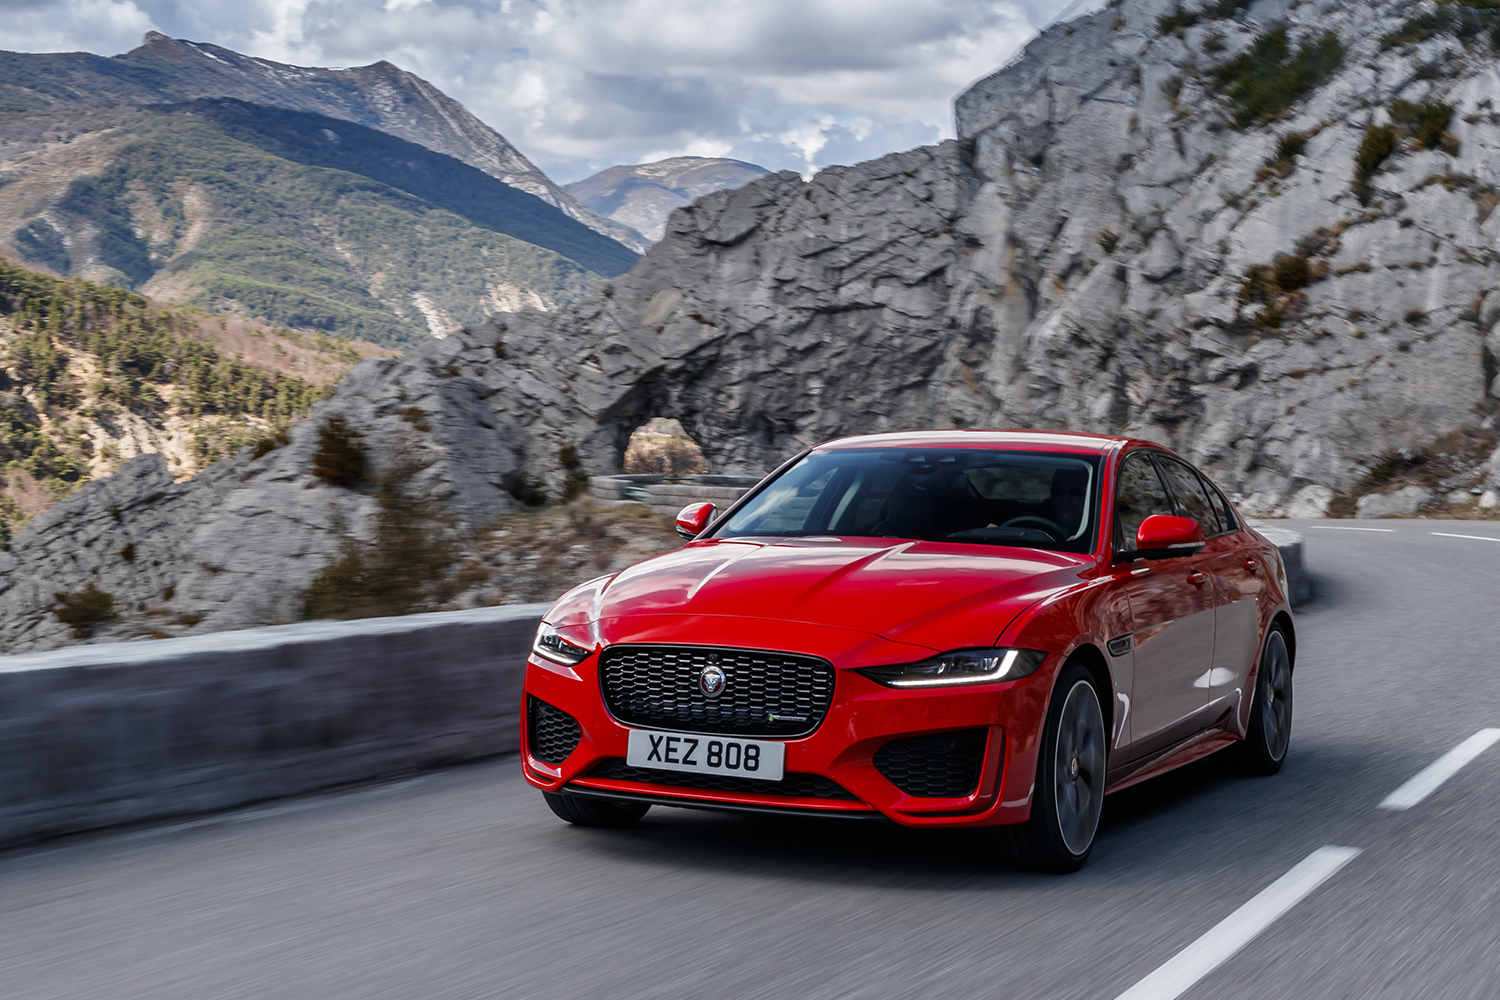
[1114, 453, 1173, 550]
[1197, 470, 1237, 533]
[1157, 457, 1224, 535]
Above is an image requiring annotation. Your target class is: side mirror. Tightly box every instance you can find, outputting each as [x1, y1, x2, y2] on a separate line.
[1125, 514, 1205, 561]
[675, 502, 716, 540]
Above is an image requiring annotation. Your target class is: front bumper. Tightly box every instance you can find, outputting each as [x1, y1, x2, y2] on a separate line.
[520, 635, 1055, 828]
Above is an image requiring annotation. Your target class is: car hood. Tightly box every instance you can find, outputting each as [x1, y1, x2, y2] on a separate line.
[549, 537, 1092, 652]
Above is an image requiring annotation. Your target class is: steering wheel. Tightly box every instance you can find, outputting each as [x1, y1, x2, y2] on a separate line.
[998, 515, 1068, 540]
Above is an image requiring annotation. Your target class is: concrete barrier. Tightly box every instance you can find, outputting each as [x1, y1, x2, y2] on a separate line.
[0, 604, 547, 848]
[1248, 525, 1312, 607]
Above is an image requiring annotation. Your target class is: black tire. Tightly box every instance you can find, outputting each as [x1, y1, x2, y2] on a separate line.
[994, 663, 1107, 874]
[542, 791, 651, 828]
[1236, 626, 1292, 776]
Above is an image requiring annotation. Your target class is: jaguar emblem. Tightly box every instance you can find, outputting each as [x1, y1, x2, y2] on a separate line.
[698, 662, 727, 699]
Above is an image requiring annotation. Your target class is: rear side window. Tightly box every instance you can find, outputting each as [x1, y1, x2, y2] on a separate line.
[1156, 456, 1226, 536]
[1114, 452, 1173, 549]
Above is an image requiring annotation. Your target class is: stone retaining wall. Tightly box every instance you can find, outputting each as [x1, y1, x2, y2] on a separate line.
[0, 604, 547, 848]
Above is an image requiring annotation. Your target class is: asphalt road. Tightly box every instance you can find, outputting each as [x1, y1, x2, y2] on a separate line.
[1, 519, 1498, 1000]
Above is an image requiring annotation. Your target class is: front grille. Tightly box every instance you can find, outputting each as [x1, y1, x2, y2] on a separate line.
[874, 729, 990, 798]
[599, 644, 835, 738]
[528, 697, 581, 764]
[586, 758, 857, 800]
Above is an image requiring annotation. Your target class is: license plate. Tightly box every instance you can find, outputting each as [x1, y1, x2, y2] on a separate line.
[625, 729, 785, 782]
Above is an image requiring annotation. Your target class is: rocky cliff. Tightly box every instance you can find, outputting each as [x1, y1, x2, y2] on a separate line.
[7, 0, 1500, 651]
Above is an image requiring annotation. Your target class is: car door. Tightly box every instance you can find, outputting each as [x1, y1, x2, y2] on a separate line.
[1112, 451, 1216, 756]
[1156, 457, 1263, 721]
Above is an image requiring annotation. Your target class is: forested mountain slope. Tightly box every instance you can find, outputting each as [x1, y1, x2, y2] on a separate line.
[0, 33, 647, 253]
[0, 100, 628, 346]
[0, 257, 387, 543]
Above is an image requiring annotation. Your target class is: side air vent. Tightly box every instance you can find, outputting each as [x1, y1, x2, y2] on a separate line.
[873, 729, 990, 798]
[528, 697, 581, 764]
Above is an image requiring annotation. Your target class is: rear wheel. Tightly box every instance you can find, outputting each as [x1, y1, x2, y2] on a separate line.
[995, 664, 1107, 873]
[543, 792, 651, 828]
[1237, 626, 1292, 775]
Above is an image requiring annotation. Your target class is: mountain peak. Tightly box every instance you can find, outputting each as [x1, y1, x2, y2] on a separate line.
[567, 156, 771, 243]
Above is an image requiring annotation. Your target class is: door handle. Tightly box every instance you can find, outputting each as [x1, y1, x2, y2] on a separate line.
[1244, 558, 1260, 572]
[1187, 571, 1208, 588]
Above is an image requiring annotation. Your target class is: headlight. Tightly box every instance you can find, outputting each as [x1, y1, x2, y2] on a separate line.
[533, 622, 590, 665]
[858, 648, 1047, 688]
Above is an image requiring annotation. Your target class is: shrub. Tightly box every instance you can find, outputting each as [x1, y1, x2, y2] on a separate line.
[53, 584, 117, 637]
[1354, 124, 1397, 203]
[558, 443, 591, 501]
[1273, 253, 1312, 290]
[1097, 229, 1119, 254]
[1275, 131, 1308, 161]
[1215, 28, 1344, 128]
[301, 461, 456, 620]
[311, 415, 365, 487]
[250, 428, 290, 460]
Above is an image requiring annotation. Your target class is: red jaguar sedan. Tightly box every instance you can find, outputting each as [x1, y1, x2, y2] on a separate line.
[521, 431, 1294, 871]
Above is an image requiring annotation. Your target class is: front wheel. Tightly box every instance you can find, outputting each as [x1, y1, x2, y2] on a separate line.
[1237, 626, 1292, 775]
[543, 792, 651, 828]
[994, 664, 1107, 873]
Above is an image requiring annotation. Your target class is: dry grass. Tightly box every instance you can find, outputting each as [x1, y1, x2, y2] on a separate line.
[438, 500, 683, 608]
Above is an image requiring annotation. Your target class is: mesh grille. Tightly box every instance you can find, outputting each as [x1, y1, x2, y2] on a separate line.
[586, 758, 857, 800]
[528, 697, 581, 765]
[599, 645, 835, 737]
[873, 728, 989, 798]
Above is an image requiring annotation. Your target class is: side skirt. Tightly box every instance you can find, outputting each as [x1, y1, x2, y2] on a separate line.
[1105, 728, 1241, 794]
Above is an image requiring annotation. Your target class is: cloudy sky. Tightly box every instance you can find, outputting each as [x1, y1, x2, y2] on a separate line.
[5, 0, 1080, 182]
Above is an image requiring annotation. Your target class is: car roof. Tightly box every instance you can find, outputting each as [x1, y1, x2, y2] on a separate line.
[814, 429, 1142, 456]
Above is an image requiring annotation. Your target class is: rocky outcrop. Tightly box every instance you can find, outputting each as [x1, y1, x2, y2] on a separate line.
[8, 0, 1500, 650]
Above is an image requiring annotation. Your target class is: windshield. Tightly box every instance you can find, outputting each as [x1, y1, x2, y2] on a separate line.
[716, 448, 1101, 553]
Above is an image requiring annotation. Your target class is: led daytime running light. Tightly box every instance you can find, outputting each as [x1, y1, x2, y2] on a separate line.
[858, 648, 1047, 688]
[533, 622, 590, 665]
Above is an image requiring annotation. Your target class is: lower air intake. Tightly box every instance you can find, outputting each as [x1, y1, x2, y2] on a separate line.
[873, 728, 990, 798]
[528, 697, 581, 764]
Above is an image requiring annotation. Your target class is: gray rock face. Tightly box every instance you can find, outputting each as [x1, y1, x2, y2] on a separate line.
[1356, 486, 1436, 519]
[8, 0, 1500, 649]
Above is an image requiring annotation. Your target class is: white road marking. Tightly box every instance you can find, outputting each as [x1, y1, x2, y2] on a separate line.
[1305, 526, 1396, 532]
[1112, 847, 1361, 1000]
[1429, 532, 1500, 543]
[1379, 729, 1500, 811]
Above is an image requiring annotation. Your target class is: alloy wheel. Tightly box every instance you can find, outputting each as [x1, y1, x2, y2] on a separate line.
[1260, 631, 1292, 762]
[1053, 679, 1106, 856]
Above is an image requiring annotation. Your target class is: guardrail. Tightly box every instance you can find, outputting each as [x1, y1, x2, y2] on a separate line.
[588, 474, 760, 517]
[0, 604, 547, 848]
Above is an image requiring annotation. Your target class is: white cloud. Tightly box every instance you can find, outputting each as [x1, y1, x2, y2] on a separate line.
[5, 0, 1068, 180]
[2, 0, 156, 55]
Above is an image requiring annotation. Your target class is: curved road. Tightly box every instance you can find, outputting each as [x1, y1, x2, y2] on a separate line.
[1, 520, 1498, 999]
